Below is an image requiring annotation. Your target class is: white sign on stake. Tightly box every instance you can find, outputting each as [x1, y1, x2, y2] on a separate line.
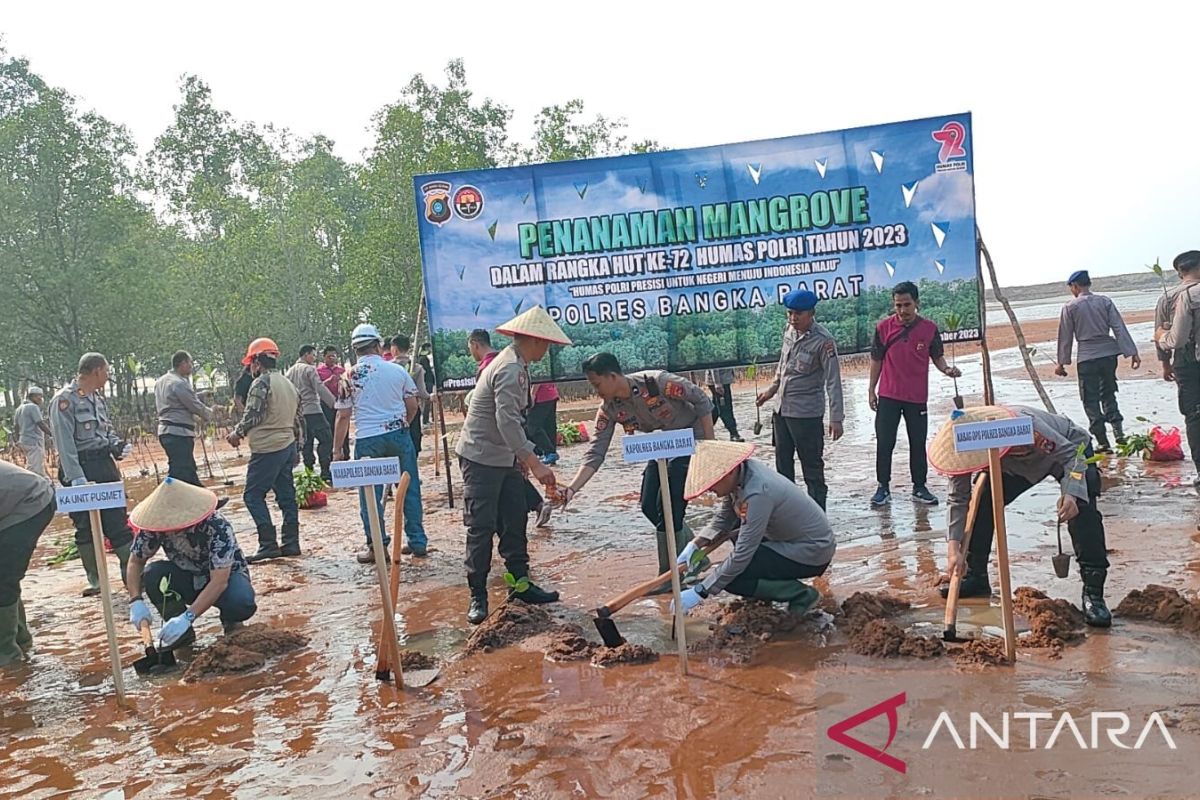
[55, 482, 127, 514]
[330, 457, 402, 488]
[952, 416, 1035, 454]
[621, 428, 697, 464]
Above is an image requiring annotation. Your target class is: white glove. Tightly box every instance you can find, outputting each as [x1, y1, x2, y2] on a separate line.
[677, 541, 699, 567]
[70, 477, 87, 487]
[129, 598, 152, 629]
[119, 443, 133, 460]
[669, 587, 704, 615]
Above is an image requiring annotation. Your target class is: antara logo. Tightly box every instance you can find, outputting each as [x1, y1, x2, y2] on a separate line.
[828, 694, 1177, 773]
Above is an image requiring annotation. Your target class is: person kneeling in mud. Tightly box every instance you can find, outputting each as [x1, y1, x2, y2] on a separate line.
[931, 405, 1112, 627]
[125, 478, 257, 650]
[670, 440, 836, 616]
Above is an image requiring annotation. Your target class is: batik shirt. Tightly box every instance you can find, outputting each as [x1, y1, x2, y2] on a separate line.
[131, 513, 249, 578]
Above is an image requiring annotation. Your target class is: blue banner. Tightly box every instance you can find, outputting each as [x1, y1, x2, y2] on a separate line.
[415, 113, 980, 389]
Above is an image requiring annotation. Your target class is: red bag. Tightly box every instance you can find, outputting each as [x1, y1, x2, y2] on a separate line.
[1149, 426, 1184, 462]
[576, 422, 590, 442]
[301, 490, 328, 510]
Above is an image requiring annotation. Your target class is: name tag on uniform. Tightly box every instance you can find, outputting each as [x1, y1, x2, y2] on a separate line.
[56, 482, 126, 513]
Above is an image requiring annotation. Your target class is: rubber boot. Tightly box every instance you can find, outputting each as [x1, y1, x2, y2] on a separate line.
[1112, 422, 1126, 447]
[246, 524, 282, 563]
[114, 543, 132, 589]
[78, 544, 102, 597]
[511, 572, 560, 605]
[467, 585, 489, 625]
[0, 603, 24, 667]
[649, 524, 693, 595]
[1081, 567, 1112, 628]
[15, 599, 32, 655]
[280, 522, 301, 557]
[1092, 428, 1112, 454]
[753, 579, 821, 615]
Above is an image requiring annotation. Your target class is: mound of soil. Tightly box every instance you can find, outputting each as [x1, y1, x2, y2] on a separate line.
[399, 651, 439, 671]
[850, 619, 944, 659]
[183, 625, 308, 681]
[839, 591, 910, 635]
[1116, 585, 1200, 634]
[543, 625, 597, 662]
[464, 602, 554, 655]
[689, 599, 791, 665]
[1012, 586, 1085, 652]
[591, 643, 657, 667]
[954, 637, 1009, 667]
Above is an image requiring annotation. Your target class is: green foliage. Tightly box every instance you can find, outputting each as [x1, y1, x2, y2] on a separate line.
[503, 572, 530, 594]
[47, 537, 79, 565]
[1116, 433, 1153, 459]
[157, 574, 182, 620]
[1148, 258, 1166, 296]
[557, 422, 582, 445]
[293, 467, 328, 504]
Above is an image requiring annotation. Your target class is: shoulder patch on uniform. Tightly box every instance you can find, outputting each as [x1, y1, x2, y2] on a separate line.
[663, 381, 686, 399]
[58, 398, 69, 411]
[824, 341, 836, 356]
[595, 410, 609, 432]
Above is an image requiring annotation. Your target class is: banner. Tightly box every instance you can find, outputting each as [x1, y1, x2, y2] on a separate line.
[414, 113, 980, 389]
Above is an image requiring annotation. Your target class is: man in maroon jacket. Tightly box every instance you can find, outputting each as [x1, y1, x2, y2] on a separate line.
[868, 281, 962, 507]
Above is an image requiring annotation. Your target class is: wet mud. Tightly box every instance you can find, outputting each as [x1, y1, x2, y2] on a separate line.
[590, 643, 657, 667]
[689, 598, 792, 665]
[1116, 584, 1200, 634]
[183, 624, 308, 681]
[850, 619, 944, 658]
[1012, 585, 1085, 652]
[462, 600, 554, 655]
[5, 323, 1200, 798]
[838, 590, 911, 634]
[397, 650, 438, 671]
[542, 625, 596, 662]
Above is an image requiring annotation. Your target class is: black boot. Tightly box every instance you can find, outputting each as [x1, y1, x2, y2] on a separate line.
[939, 570, 992, 599]
[1081, 567, 1112, 628]
[1112, 422, 1126, 447]
[1093, 428, 1112, 454]
[280, 522, 301, 557]
[246, 524, 282, 563]
[467, 588, 489, 625]
[513, 581, 560, 605]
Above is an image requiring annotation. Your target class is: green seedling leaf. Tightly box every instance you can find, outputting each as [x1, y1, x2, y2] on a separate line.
[159, 576, 171, 596]
[503, 572, 517, 589]
[515, 577, 530, 593]
[745, 363, 757, 381]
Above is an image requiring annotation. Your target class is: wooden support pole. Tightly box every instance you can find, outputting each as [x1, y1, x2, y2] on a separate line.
[656, 459, 689, 676]
[987, 448, 1018, 663]
[88, 508, 127, 707]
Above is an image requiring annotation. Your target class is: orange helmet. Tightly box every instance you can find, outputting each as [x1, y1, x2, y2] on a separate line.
[241, 337, 281, 365]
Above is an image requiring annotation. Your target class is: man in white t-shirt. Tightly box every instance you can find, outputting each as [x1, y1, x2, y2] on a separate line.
[333, 323, 426, 562]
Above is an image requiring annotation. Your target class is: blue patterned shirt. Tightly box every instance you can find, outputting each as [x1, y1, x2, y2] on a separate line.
[131, 514, 249, 577]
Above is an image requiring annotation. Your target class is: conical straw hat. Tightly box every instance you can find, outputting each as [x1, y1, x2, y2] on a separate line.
[927, 405, 1020, 476]
[129, 477, 219, 532]
[495, 305, 572, 345]
[685, 440, 756, 500]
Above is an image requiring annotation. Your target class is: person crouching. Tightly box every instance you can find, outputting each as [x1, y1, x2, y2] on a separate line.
[671, 440, 837, 616]
[125, 478, 257, 650]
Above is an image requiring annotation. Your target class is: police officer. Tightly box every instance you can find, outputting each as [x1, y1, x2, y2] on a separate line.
[49, 352, 135, 597]
[756, 289, 844, 510]
[457, 306, 569, 625]
[704, 367, 743, 442]
[563, 353, 715, 580]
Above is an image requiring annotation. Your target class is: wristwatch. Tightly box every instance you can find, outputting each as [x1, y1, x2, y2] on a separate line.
[694, 584, 710, 599]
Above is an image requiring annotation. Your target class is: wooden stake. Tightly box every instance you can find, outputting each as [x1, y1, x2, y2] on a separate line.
[656, 458, 689, 676]
[365, 487, 405, 687]
[88, 508, 127, 707]
[942, 472, 988, 635]
[436, 393, 453, 507]
[375, 473, 411, 678]
[987, 448, 1018, 663]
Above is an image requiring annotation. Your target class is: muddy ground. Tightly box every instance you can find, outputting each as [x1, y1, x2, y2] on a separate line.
[3, 313, 1200, 799]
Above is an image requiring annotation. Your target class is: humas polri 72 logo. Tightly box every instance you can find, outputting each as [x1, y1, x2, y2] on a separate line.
[453, 185, 484, 221]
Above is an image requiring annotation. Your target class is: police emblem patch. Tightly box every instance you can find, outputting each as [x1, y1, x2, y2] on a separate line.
[664, 381, 686, 400]
[421, 180, 453, 227]
[453, 185, 484, 221]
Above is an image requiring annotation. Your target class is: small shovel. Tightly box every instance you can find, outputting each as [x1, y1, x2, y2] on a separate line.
[593, 534, 728, 647]
[132, 619, 178, 676]
[1052, 521, 1071, 579]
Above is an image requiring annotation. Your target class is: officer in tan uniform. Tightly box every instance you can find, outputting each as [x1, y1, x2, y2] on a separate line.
[756, 289, 844, 510]
[563, 354, 715, 579]
[456, 306, 571, 624]
[49, 352, 135, 597]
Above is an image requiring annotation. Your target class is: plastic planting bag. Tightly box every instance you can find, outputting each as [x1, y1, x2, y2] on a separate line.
[1149, 426, 1184, 462]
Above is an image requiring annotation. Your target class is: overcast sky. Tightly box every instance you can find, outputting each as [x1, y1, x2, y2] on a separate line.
[3, 1, 1195, 287]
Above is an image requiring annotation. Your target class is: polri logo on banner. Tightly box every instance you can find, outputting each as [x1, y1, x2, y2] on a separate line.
[621, 429, 696, 464]
[952, 416, 1034, 453]
[330, 458, 402, 488]
[56, 482, 127, 513]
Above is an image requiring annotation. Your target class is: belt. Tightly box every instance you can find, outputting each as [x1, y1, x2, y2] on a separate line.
[160, 419, 196, 431]
[78, 448, 112, 462]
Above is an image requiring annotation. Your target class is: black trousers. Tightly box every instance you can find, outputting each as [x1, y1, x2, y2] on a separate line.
[874, 397, 929, 489]
[160, 433, 201, 486]
[710, 385, 740, 437]
[59, 451, 134, 549]
[725, 545, 830, 598]
[964, 466, 1109, 577]
[324, 404, 349, 460]
[641, 455, 689, 533]
[773, 414, 827, 510]
[1077, 355, 1122, 440]
[527, 400, 558, 456]
[461, 457, 530, 588]
[409, 416, 423, 454]
[302, 412, 333, 480]
[1175, 352, 1200, 468]
[0, 501, 54, 607]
